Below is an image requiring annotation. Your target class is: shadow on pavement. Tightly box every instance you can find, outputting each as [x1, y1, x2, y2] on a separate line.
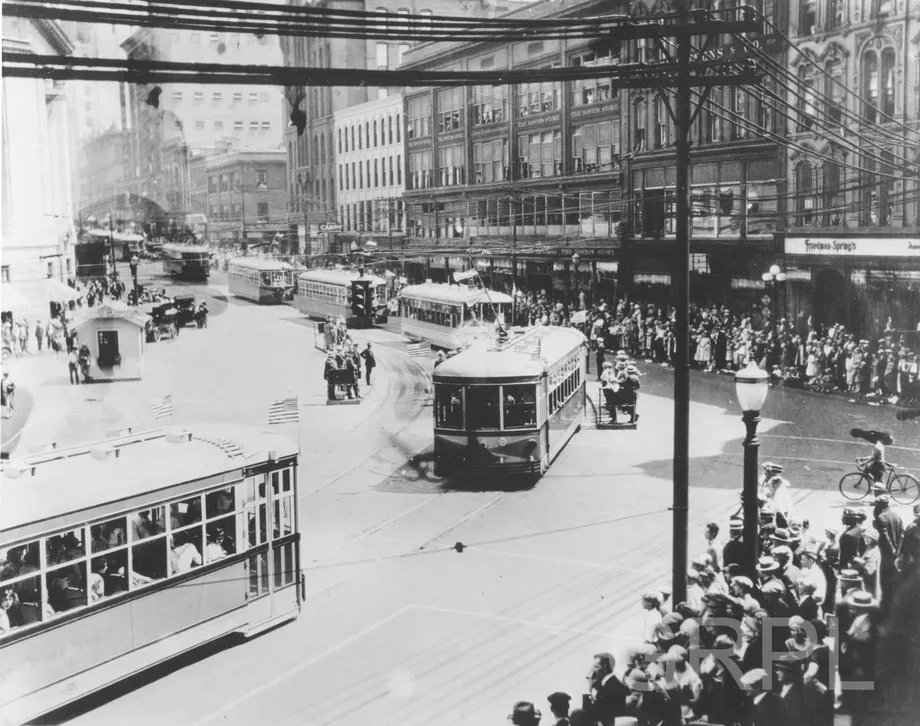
[374, 447, 535, 494]
[1, 386, 34, 459]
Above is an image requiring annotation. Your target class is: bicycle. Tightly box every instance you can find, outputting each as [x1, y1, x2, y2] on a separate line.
[838, 461, 920, 505]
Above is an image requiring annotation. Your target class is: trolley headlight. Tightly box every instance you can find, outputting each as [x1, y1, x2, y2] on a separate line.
[498, 437, 508, 447]
[525, 439, 537, 452]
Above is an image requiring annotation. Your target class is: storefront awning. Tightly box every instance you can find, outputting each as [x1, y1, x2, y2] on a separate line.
[731, 278, 765, 290]
[596, 262, 619, 272]
[2, 284, 34, 313]
[634, 273, 672, 285]
[46, 277, 81, 302]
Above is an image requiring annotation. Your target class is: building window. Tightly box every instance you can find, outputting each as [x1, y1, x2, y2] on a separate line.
[261, 121, 271, 130]
[351, 162, 356, 188]
[438, 145, 465, 186]
[359, 162, 364, 189]
[387, 116, 393, 145]
[799, 0, 816, 35]
[212, 92, 222, 102]
[517, 65, 561, 117]
[823, 160, 844, 226]
[436, 88, 463, 133]
[880, 48, 896, 118]
[794, 161, 815, 226]
[195, 120, 205, 130]
[233, 92, 243, 103]
[257, 202, 269, 220]
[397, 155, 402, 185]
[571, 49, 617, 106]
[571, 122, 616, 174]
[473, 139, 509, 183]
[208, 175, 218, 193]
[373, 120, 378, 147]
[826, 0, 843, 29]
[249, 92, 259, 104]
[172, 91, 183, 102]
[1, 266, 9, 283]
[376, 43, 388, 70]
[337, 129, 342, 153]
[234, 120, 244, 131]
[398, 43, 410, 66]
[249, 121, 259, 131]
[825, 61, 845, 125]
[365, 122, 371, 148]
[797, 69, 817, 131]
[518, 131, 561, 179]
[256, 170, 268, 188]
[374, 159, 379, 187]
[407, 96, 431, 139]
[408, 151, 432, 190]
[209, 33, 220, 44]
[472, 84, 507, 126]
[193, 91, 204, 102]
[396, 114, 401, 142]
[389, 156, 394, 185]
[191, 33, 200, 43]
[654, 95, 669, 149]
[864, 51, 879, 123]
[214, 120, 224, 131]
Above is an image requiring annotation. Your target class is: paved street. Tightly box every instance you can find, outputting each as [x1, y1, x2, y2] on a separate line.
[9, 269, 913, 725]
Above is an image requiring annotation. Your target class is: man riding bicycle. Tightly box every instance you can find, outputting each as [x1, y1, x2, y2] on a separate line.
[857, 438, 889, 483]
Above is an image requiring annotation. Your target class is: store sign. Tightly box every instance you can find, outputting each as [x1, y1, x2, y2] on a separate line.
[319, 222, 343, 232]
[785, 237, 920, 258]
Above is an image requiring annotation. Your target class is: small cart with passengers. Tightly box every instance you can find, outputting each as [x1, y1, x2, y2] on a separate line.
[140, 302, 181, 342]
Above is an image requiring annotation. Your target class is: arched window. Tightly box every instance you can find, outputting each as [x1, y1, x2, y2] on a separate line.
[396, 114, 401, 143]
[388, 116, 393, 145]
[797, 68, 817, 131]
[397, 154, 402, 185]
[366, 160, 372, 189]
[881, 48, 896, 117]
[373, 120, 378, 147]
[706, 87, 722, 142]
[632, 96, 646, 151]
[338, 164, 343, 191]
[358, 125, 362, 150]
[351, 125, 356, 150]
[879, 148, 895, 226]
[795, 161, 814, 226]
[337, 129, 342, 153]
[824, 60, 845, 125]
[312, 136, 319, 165]
[366, 122, 371, 148]
[319, 133, 326, 164]
[822, 160, 844, 226]
[374, 159, 379, 187]
[654, 95, 668, 149]
[863, 51, 879, 123]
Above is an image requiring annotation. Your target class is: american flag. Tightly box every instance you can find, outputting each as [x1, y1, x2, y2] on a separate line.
[150, 394, 173, 421]
[268, 396, 299, 425]
[530, 340, 543, 361]
[407, 341, 431, 359]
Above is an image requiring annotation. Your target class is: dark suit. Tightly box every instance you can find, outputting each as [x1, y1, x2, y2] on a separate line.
[323, 359, 338, 401]
[589, 674, 629, 726]
[723, 536, 746, 574]
[746, 692, 784, 726]
[839, 524, 865, 569]
[777, 681, 828, 726]
[360, 348, 376, 385]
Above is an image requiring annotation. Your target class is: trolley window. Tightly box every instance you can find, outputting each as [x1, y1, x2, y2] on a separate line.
[502, 385, 537, 429]
[435, 385, 464, 429]
[465, 386, 501, 430]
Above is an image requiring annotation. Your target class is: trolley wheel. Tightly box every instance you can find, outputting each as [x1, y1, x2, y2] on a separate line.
[152, 328, 162, 343]
[889, 474, 920, 505]
[171, 324, 179, 338]
[838, 472, 872, 501]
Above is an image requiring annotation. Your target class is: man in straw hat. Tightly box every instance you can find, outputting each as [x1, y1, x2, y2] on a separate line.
[895, 502, 920, 574]
[839, 590, 881, 717]
[873, 491, 903, 614]
[739, 668, 782, 725]
[839, 507, 867, 570]
[508, 701, 542, 726]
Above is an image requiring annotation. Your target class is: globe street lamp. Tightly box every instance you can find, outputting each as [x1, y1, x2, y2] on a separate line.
[761, 264, 787, 330]
[734, 361, 770, 576]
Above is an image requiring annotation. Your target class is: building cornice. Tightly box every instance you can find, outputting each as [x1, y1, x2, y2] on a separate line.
[35, 18, 74, 55]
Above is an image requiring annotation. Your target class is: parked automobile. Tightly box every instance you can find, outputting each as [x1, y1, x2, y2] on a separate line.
[141, 302, 180, 342]
[173, 295, 198, 327]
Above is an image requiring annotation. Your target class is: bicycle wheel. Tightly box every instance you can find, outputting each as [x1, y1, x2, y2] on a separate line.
[839, 472, 872, 501]
[889, 474, 920, 505]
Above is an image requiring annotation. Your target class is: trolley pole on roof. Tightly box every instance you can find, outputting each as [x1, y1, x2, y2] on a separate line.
[671, 0, 692, 606]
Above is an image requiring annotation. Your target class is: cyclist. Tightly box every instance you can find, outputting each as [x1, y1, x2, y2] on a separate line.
[857, 437, 889, 483]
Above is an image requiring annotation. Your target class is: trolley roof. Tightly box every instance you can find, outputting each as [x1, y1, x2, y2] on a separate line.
[0, 424, 298, 536]
[297, 269, 386, 286]
[163, 242, 211, 254]
[433, 326, 586, 383]
[398, 283, 513, 306]
[228, 257, 293, 271]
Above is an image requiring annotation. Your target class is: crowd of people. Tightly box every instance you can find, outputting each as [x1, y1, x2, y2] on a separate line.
[508, 289, 919, 405]
[320, 315, 376, 402]
[507, 460, 920, 726]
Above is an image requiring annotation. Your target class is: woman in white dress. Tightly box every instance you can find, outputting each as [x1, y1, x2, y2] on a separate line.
[695, 330, 713, 371]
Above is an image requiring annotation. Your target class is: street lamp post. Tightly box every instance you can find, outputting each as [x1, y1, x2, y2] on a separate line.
[571, 252, 580, 309]
[761, 265, 787, 331]
[734, 362, 770, 576]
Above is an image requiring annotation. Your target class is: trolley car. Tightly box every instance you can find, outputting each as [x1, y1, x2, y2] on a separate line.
[432, 326, 587, 479]
[0, 423, 301, 724]
[293, 269, 387, 323]
[162, 243, 211, 280]
[397, 283, 514, 350]
[227, 258, 294, 304]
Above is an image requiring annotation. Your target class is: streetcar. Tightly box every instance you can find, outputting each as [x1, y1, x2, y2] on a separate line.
[0, 423, 301, 724]
[293, 268, 387, 324]
[432, 326, 587, 479]
[397, 283, 514, 350]
[227, 258, 294, 304]
[162, 243, 211, 280]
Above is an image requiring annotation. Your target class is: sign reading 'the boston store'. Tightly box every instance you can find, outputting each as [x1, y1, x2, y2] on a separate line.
[785, 237, 920, 257]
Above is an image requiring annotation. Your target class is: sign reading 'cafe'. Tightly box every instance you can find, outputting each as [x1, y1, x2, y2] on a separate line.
[785, 237, 920, 258]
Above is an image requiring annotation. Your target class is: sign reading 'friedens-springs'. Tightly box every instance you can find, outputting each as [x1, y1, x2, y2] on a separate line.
[785, 237, 920, 258]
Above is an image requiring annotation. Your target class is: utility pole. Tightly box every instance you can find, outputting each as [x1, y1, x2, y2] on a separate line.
[108, 210, 116, 277]
[240, 171, 246, 247]
[671, 0, 692, 609]
[510, 196, 518, 289]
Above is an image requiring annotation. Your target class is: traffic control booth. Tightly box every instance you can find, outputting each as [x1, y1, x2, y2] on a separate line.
[72, 303, 150, 382]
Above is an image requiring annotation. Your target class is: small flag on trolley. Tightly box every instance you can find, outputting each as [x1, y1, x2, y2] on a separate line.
[530, 340, 543, 361]
[268, 396, 300, 425]
[453, 269, 478, 283]
[150, 394, 173, 421]
[407, 341, 431, 358]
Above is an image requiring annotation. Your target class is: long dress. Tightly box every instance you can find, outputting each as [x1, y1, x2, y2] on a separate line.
[694, 334, 712, 365]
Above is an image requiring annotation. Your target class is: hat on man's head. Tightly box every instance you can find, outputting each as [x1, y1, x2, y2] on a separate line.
[862, 528, 878, 543]
[838, 569, 863, 584]
[731, 575, 754, 590]
[756, 556, 780, 573]
[771, 528, 793, 545]
[842, 507, 866, 521]
[729, 517, 743, 531]
[876, 493, 891, 505]
[626, 364, 639, 374]
[846, 591, 879, 611]
[772, 545, 793, 559]
[508, 702, 540, 724]
[624, 670, 649, 691]
[740, 668, 769, 689]
[762, 461, 782, 472]
[774, 658, 804, 674]
[546, 692, 570, 711]
[760, 580, 784, 595]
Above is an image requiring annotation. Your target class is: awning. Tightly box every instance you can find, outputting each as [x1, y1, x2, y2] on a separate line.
[730, 278, 765, 290]
[596, 261, 619, 273]
[634, 273, 672, 285]
[113, 232, 145, 243]
[2, 284, 34, 313]
[46, 278, 81, 302]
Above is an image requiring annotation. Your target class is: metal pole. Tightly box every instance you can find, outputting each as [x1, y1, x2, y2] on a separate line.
[109, 211, 116, 277]
[510, 197, 518, 289]
[742, 410, 762, 575]
[671, 0, 692, 606]
[240, 177, 246, 246]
